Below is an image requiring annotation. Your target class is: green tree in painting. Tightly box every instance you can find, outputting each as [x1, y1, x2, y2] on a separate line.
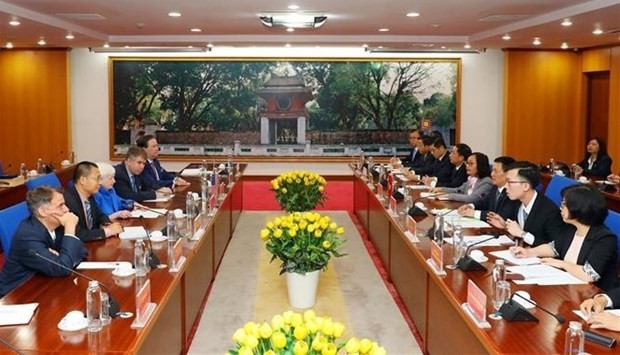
[422, 92, 456, 129]
[113, 61, 162, 128]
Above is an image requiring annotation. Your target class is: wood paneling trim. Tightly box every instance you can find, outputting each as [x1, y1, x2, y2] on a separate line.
[608, 46, 620, 173]
[582, 48, 611, 72]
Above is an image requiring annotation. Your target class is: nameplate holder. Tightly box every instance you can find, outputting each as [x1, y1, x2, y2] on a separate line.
[426, 240, 446, 276]
[461, 280, 491, 328]
[375, 183, 384, 201]
[169, 239, 185, 273]
[404, 216, 419, 243]
[131, 279, 157, 329]
[388, 197, 398, 216]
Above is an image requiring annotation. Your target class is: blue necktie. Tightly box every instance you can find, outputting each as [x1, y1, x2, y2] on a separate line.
[130, 175, 138, 192]
[84, 200, 93, 229]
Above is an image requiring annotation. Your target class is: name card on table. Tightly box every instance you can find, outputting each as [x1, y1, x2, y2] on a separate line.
[375, 183, 384, 200]
[405, 216, 419, 243]
[387, 173, 394, 197]
[389, 196, 398, 216]
[131, 279, 157, 329]
[209, 194, 217, 216]
[461, 280, 491, 329]
[219, 182, 226, 199]
[426, 240, 446, 276]
[169, 238, 186, 273]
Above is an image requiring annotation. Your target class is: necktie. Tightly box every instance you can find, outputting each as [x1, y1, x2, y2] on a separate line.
[494, 189, 502, 209]
[130, 175, 138, 192]
[151, 162, 160, 180]
[84, 200, 93, 229]
[522, 209, 529, 224]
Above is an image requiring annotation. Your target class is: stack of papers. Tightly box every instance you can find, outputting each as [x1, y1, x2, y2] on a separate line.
[574, 309, 620, 321]
[77, 261, 132, 270]
[508, 264, 587, 285]
[0, 303, 39, 326]
[490, 250, 541, 266]
[180, 168, 202, 177]
[131, 209, 167, 218]
[143, 195, 174, 203]
[119, 226, 148, 240]
[406, 185, 429, 190]
[444, 235, 514, 247]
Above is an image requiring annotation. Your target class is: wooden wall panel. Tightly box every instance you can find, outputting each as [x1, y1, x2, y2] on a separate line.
[582, 48, 611, 72]
[0, 50, 70, 174]
[503, 50, 583, 165]
[608, 46, 620, 174]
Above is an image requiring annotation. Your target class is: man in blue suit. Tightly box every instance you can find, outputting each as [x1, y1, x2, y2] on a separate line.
[0, 186, 87, 297]
[137, 134, 189, 188]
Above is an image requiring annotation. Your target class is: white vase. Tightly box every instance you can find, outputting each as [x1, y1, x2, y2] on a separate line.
[285, 270, 320, 309]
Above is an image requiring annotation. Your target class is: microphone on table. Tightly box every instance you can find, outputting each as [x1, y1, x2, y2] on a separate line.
[27, 250, 120, 318]
[498, 291, 564, 323]
[139, 216, 161, 269]
[408, 192, 450, 217]
[45, 150, 65, 173]
[455, 233, 499, 271]
[513, 292, 565, 323]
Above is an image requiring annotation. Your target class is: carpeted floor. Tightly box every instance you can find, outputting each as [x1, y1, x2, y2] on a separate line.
[188, 211, 421, 355]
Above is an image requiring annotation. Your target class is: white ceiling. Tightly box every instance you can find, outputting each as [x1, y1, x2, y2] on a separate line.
[0, 0, 619, 51]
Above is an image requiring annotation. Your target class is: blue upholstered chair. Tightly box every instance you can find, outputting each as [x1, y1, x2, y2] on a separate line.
[544, 175, 579, 207]
[0, 161, 3, 175]
[0, 202, 29, 256]
[604, 210, 620, 259]
[25, 173, 61, 190]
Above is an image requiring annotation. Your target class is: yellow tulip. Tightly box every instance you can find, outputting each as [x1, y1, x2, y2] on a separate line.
[311, 335, 325, 351]
[287, 178, 293, 184]
[329, 222, 338, 230]
[345, 337, 360, 353]
[271, 331, 287, 349]
[281, 188, 288, 194]
[370, 346, 386, 355]
[303, 309, 316, 322]
[333, 322, 345, 338]
[314, 316, 325, 328]
[318, 186, 324, 192]
[337, 227, 345, 235]
[266, 221, 274, 229]
[293, 324, 308, 340]
[259, 322, 273, 339]
[274, 229, 283, 238]
[322, 343, 337, 355]
[289, 228, 297, 237]
[264, 351, 276, 355]
[307, 224, 316, 233]
[322, 240, 331, 249]
[274, 217, 281, 226]
[305, 319, 318, 333]
[243, 321, 257, 335]
[314, 230, 323, 238]
[321, 319, 334, 336]
[299, 220, 308, 230]
[282, 311, 293, 324]
[232, 327, 246, 343]
[294, 340, 309, 355]
[291, 312, 303, 327]
[260, 229, 270, 240]
[359, 338, 373, 353]
[244, 334, 259, 349]
[271, 314, 285, 330]
[238, 346, 253, 355]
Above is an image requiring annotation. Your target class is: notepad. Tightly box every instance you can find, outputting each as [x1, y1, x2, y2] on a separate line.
[573, 309, 620, 321]
[131, 209, 167, 219]
[0, 303, 39, 326]
[143, 195, 173, 203]
[119, 226, 148, 240]
[490, 250, 541, 266]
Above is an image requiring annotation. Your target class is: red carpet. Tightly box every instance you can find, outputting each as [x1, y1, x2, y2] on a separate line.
[242, 181, 354, 212]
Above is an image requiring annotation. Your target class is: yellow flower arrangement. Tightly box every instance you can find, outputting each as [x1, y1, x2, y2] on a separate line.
[271, 171, 327, 212]
[261, 212, 346, 274]
[227, 310, 387, 355]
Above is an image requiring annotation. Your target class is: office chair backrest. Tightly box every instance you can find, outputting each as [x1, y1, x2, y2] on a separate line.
[0, 202, 29, 256]
[544, 175, 579, 207]
[604, 210, 620, 260]
[25, 173, 61, 190]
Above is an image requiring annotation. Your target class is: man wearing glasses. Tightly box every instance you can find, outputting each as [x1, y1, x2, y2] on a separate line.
[488, 161, 564, 246]
[64, 161, 123, 242]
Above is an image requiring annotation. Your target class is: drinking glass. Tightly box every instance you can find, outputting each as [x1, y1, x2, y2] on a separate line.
[489, 280, 511, 320]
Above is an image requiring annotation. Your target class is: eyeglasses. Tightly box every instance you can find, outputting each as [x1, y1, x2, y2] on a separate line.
[560, 200, 566, 209]
[506, 180, 527, 184]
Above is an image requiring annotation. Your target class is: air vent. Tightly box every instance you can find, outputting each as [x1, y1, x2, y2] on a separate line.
[56, 13, 106, 20]
[478, 14, 530, 22]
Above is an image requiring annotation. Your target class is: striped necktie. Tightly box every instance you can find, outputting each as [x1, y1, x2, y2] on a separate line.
[130, 175, 138, 192]
[84, 200, 93, 229]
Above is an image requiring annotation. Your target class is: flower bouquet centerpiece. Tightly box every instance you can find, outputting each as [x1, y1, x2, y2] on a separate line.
[227, 310, 386, 355]
[260, 212, 346, 308]
[271, 171, 327, 212]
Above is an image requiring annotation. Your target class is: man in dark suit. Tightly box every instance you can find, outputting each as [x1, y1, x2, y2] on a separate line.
[418, 138, 452, 187]
[437, 143, 470, 188]
[64, 161, 122, 242]
[580, 287, 620, 331]
[458, 156, 520, 221]
[488, 161, 564, 246]
[114, 146, 171, 202]
[137, 134, 189, 188]
[0, 186, 88, 297]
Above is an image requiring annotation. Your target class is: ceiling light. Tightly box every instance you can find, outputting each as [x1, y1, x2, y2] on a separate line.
[38, 38, 46, 46]
[464, 44, 471, 49]
[561, 19, 572, 27]
[9, 19, 20, 26]
[207, 43, 214, 48]
[592, 28, 603, 35]
[441, 46, 446, 49]
[362, 44, 368, 48]
[260, 12, 327, 29]
[288, 5, 299, 10]
[190, 28, 202, 32]
[532, 37, 541, 45]
[406, 12, 420, 17]
[103, 42, 110, 48]
[286, 27, 295, 32]
[561, 42, 569, 49]
[502, 34, 511, 40]
[65, 33, 74, 40]
[90, 46, 208, 53]
[378, 28, 390, 32]
[6, 42, 13, 49]
[168, 12, 182, 17]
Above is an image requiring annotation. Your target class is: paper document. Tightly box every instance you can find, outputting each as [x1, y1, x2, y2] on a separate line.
[444, 235, 513, 247]
[180, 168, 202, 177]
[131, 209, 167, 219]
[119, 226, 148, 240]
[509, 264, 587, 285]
[490, 250, 541, 266]
[406, 185, 429, 190]
[143, 194, 173, 203]
[77, 261, 132, 270]
[573, 309, 620, 321]
[0, 303, 39, 326]
[394, 174, 409, 182]
[445, 217, 491, 229]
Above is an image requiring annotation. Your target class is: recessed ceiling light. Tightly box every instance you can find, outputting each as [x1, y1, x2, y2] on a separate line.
[288, 5, 300, 10]
[362, 44, 368, 48]
[207, 43, 214, 48]
[377, 46, 384, 49]
[286, 27, 295, 32]
[464, 44, 471, 49]
[561, 42, 569, 49]
[124, 45, 130, 48]
[103, 42, 110, 48]
[65, 33, 74, 40]
[561, 19, 572, 27]
[9, 19, 20, 26]
[190, 28, 202, 32]
[532, 37, 541, 45]
[168, 12, 182, 17]
[378, 28, 390, 32]
[187, 45, 193, 48]
[441, 46, 446, 49]
[284, 43, 291, 48]
[592, 28, 603, 35]
[6, 41, 13, 49]
[38, 38, 46, 46]
[406, 12, 420, 17]
[502, 34, 511, 40]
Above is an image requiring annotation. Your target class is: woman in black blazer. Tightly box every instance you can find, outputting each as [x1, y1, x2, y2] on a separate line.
[511, 184, 617, 291]
[574, 137, 613, 177]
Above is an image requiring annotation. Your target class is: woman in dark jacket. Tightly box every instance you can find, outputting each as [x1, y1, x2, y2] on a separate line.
[574, 137, 613, 177]
[511, 184, 617, 291]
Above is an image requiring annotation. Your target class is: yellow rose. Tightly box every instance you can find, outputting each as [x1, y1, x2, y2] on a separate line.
[314, 230, 323, 238]
[271, 314, 285, 330]
[333, 322, 345, 338]
[260, 229, 270, 240]
[238, 346, 253, 355]
[271, 331, 287, 349]
[322, 343, 337, 355]
[281, 188, 288, 194]
[359, 338, 373, 353]
[293, 324, 308, 340]
[345, 338, 360, 353]
[232, 327, 246, 343]
[259, 322, 273, 339]
[294, 340, 309, 355]
[274, 229, 283, 238]
[322, 240, 331, 249]
[287, 178, 293, 184]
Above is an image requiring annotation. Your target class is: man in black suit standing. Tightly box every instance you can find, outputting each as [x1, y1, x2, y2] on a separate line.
[114, 146, 172, 202]
[488, 161, 564, 246]
[64, 161, 123, 242]
[0, 186, 88, 297]
[458, 156, 520, 221]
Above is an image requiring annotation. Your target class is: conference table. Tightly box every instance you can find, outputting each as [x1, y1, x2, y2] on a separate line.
[353, 166, 620, 354]
[540, 173, 620, 212]
[0, 163, 243, 354]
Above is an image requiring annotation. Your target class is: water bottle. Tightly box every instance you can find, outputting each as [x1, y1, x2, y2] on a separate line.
[167, 211, 177, 241]
[564, 321, 584, 355]
[434, 216, 445, 244]
[404, 194, 413, 212]
[86, 280, 102, 332]
[452, 224, 464, 265]
[36, 158, 44, 175]
[20, 163, 28, 179]
[492, 259, 506, 284]
[227, 153, 233, 172]
[201, 179, 209, 214]
[186, 192, 194, 234]
[134, 239, 148, 276]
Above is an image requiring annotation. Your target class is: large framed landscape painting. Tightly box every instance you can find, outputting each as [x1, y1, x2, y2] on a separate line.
[109, 57, 460, 159]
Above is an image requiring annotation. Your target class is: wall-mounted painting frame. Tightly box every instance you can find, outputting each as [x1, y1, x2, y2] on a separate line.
[109, 57, 461, 160]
